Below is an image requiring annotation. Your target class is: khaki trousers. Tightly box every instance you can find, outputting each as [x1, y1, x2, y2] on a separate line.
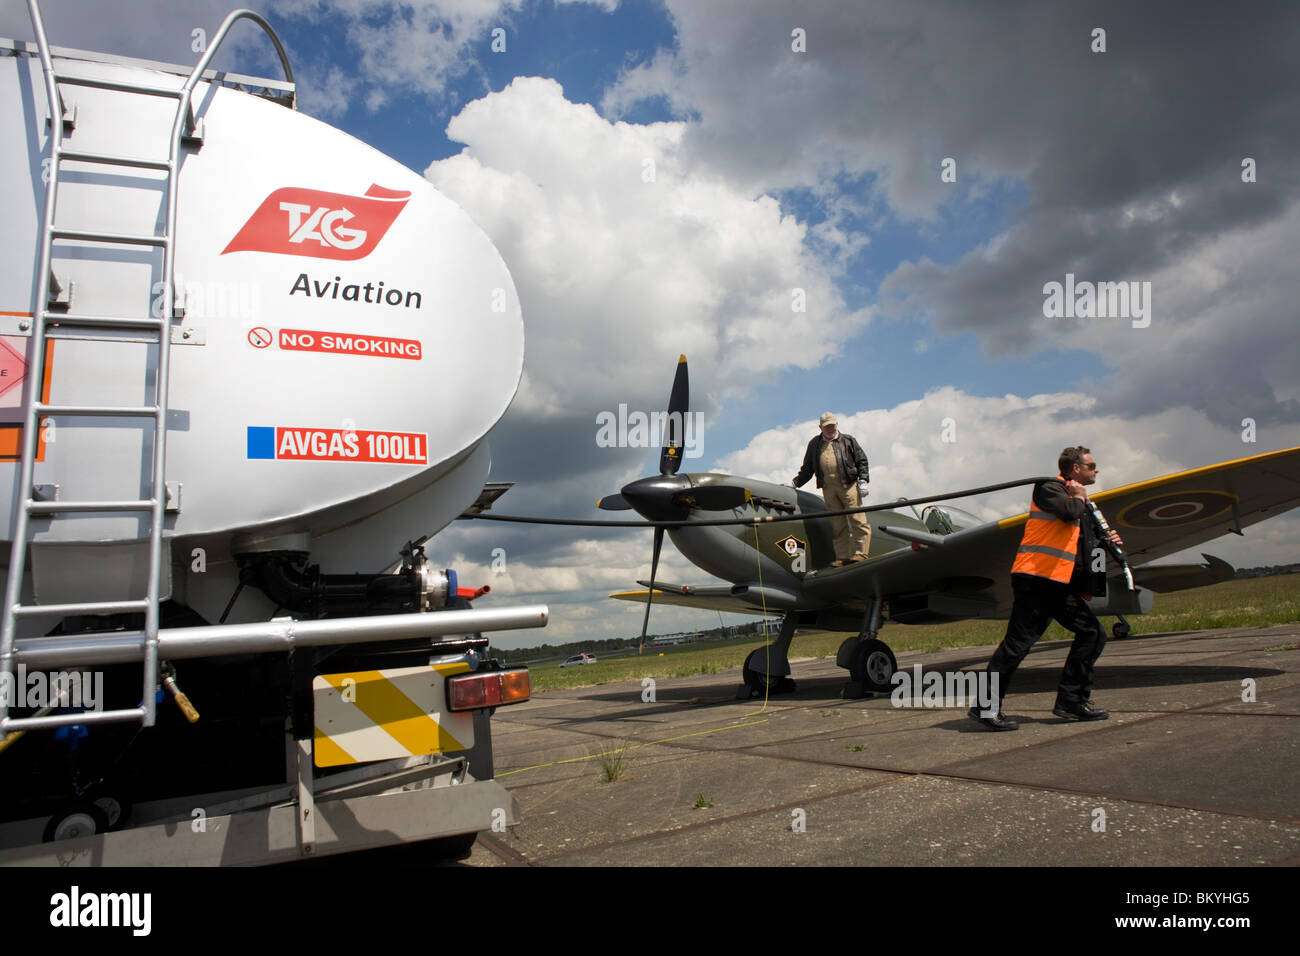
[823, 475, 871, 560]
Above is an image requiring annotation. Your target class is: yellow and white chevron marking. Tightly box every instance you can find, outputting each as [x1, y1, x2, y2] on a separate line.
[312, 662, 474, 768]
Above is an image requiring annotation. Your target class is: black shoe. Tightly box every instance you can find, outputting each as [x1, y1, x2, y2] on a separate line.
[1053, 699, 1109, 721]
[968, 706, 1019, 731]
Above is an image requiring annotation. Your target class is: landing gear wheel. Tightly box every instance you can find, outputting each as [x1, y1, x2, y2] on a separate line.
[849, 639, 897, 693]
[43, 802, 109, 843]
[741, 648, 796, 697]
[1112, 621, 1131, 640]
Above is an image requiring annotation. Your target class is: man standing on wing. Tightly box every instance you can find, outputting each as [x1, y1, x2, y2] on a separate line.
[792, 412, 871, 567]
[970, 445, 1123, 731]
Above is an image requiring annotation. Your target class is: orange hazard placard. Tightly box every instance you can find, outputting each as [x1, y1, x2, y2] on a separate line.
[0, 327, 53, 463]
[0, 338, 25, 400]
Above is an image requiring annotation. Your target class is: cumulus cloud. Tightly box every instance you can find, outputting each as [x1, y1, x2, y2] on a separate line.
[424, 76, 864, 498]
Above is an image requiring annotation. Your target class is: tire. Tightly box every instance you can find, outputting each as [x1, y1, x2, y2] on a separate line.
[92, 795, 131, 830]
[43, 802, 109, 843]
[424, 831, 478, 861]
[742, 648, 795, 695]
[849, 639, 897, 693]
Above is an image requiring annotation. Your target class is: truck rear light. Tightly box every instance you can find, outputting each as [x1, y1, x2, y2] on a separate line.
[447, 668, 530, 711]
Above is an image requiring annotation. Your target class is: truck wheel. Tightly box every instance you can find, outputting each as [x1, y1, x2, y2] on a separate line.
[425, 831, 478, 860]
[93, 795, 131, 830]
[43, 802, 109, 842]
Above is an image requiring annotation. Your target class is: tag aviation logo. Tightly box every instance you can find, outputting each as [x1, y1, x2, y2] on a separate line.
[223, 183, 410, 261]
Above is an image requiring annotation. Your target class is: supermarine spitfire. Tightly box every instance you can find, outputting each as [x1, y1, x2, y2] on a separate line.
[600, 357, 1300, 698]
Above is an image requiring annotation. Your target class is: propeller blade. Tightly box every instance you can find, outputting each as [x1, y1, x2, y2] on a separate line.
[638, 525, 665, 655]
[675, 485, 751, 511]
[597, 494, 630, 511]
[659, 354, 689, 476]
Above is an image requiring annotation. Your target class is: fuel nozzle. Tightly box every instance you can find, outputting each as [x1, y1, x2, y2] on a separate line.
[161, 662, 200, 723]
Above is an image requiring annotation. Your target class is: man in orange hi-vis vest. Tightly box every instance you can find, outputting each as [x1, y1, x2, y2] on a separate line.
[969, 446, 1124, 731]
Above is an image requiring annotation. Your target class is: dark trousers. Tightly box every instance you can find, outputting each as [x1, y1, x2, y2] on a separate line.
[987, 574, 1106, 706]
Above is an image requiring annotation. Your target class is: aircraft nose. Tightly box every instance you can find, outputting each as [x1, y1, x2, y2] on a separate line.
[620, 474, 693, 522]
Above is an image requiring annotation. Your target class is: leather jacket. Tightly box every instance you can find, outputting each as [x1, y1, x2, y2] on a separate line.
[794, 432, 869, 489]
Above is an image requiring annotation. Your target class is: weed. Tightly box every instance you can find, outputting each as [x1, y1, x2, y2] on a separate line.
[597, 742, 629, 782]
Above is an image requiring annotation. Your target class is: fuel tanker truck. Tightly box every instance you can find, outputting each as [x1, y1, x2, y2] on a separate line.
[0, 4, 544, 864]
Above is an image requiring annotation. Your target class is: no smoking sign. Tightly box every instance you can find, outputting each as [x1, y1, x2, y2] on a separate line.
[248, 327, 273, 349]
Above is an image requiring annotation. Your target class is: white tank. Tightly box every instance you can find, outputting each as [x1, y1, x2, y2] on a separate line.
[0, 40, 522, 625]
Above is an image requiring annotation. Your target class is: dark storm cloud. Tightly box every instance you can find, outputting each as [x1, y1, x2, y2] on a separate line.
[610, 0, 1300, 426]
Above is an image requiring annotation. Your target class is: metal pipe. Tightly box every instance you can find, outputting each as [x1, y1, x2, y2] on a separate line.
[5, 707, 146, 733]
[12, 605, 549, 669]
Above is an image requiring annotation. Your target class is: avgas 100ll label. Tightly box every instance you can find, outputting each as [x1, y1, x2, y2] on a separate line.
[247, 426, 427, 464]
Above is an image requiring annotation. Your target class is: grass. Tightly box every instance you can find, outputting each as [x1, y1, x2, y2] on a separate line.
[1117, 575, 1300, 634]
[693, 793, 712, 808]
[526, 576, 1300, 693]
[596, 742, 630, 782]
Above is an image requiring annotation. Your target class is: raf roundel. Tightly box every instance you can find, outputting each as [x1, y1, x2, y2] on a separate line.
[1116, 490, 1237, 530]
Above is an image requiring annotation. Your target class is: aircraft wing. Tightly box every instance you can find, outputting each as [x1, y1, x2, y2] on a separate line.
[1132, 554, 1235, 593]
[1088, 446, 1300, 563]
[802, 446, 1300, 618]
[801, 516, 1019, 616]
[610, 585, 778, 616]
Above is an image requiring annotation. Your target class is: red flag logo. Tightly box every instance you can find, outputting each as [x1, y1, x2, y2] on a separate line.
[222, 184, 411, 261]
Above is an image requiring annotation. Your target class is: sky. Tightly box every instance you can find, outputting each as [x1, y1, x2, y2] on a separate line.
[4, 0, 1298, 649]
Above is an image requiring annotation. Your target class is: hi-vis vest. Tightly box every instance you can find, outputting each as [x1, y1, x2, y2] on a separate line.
[1010, 477, 1081, 583]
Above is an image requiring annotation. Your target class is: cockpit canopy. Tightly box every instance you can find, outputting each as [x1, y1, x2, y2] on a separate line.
[922, 505, 983, 535]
